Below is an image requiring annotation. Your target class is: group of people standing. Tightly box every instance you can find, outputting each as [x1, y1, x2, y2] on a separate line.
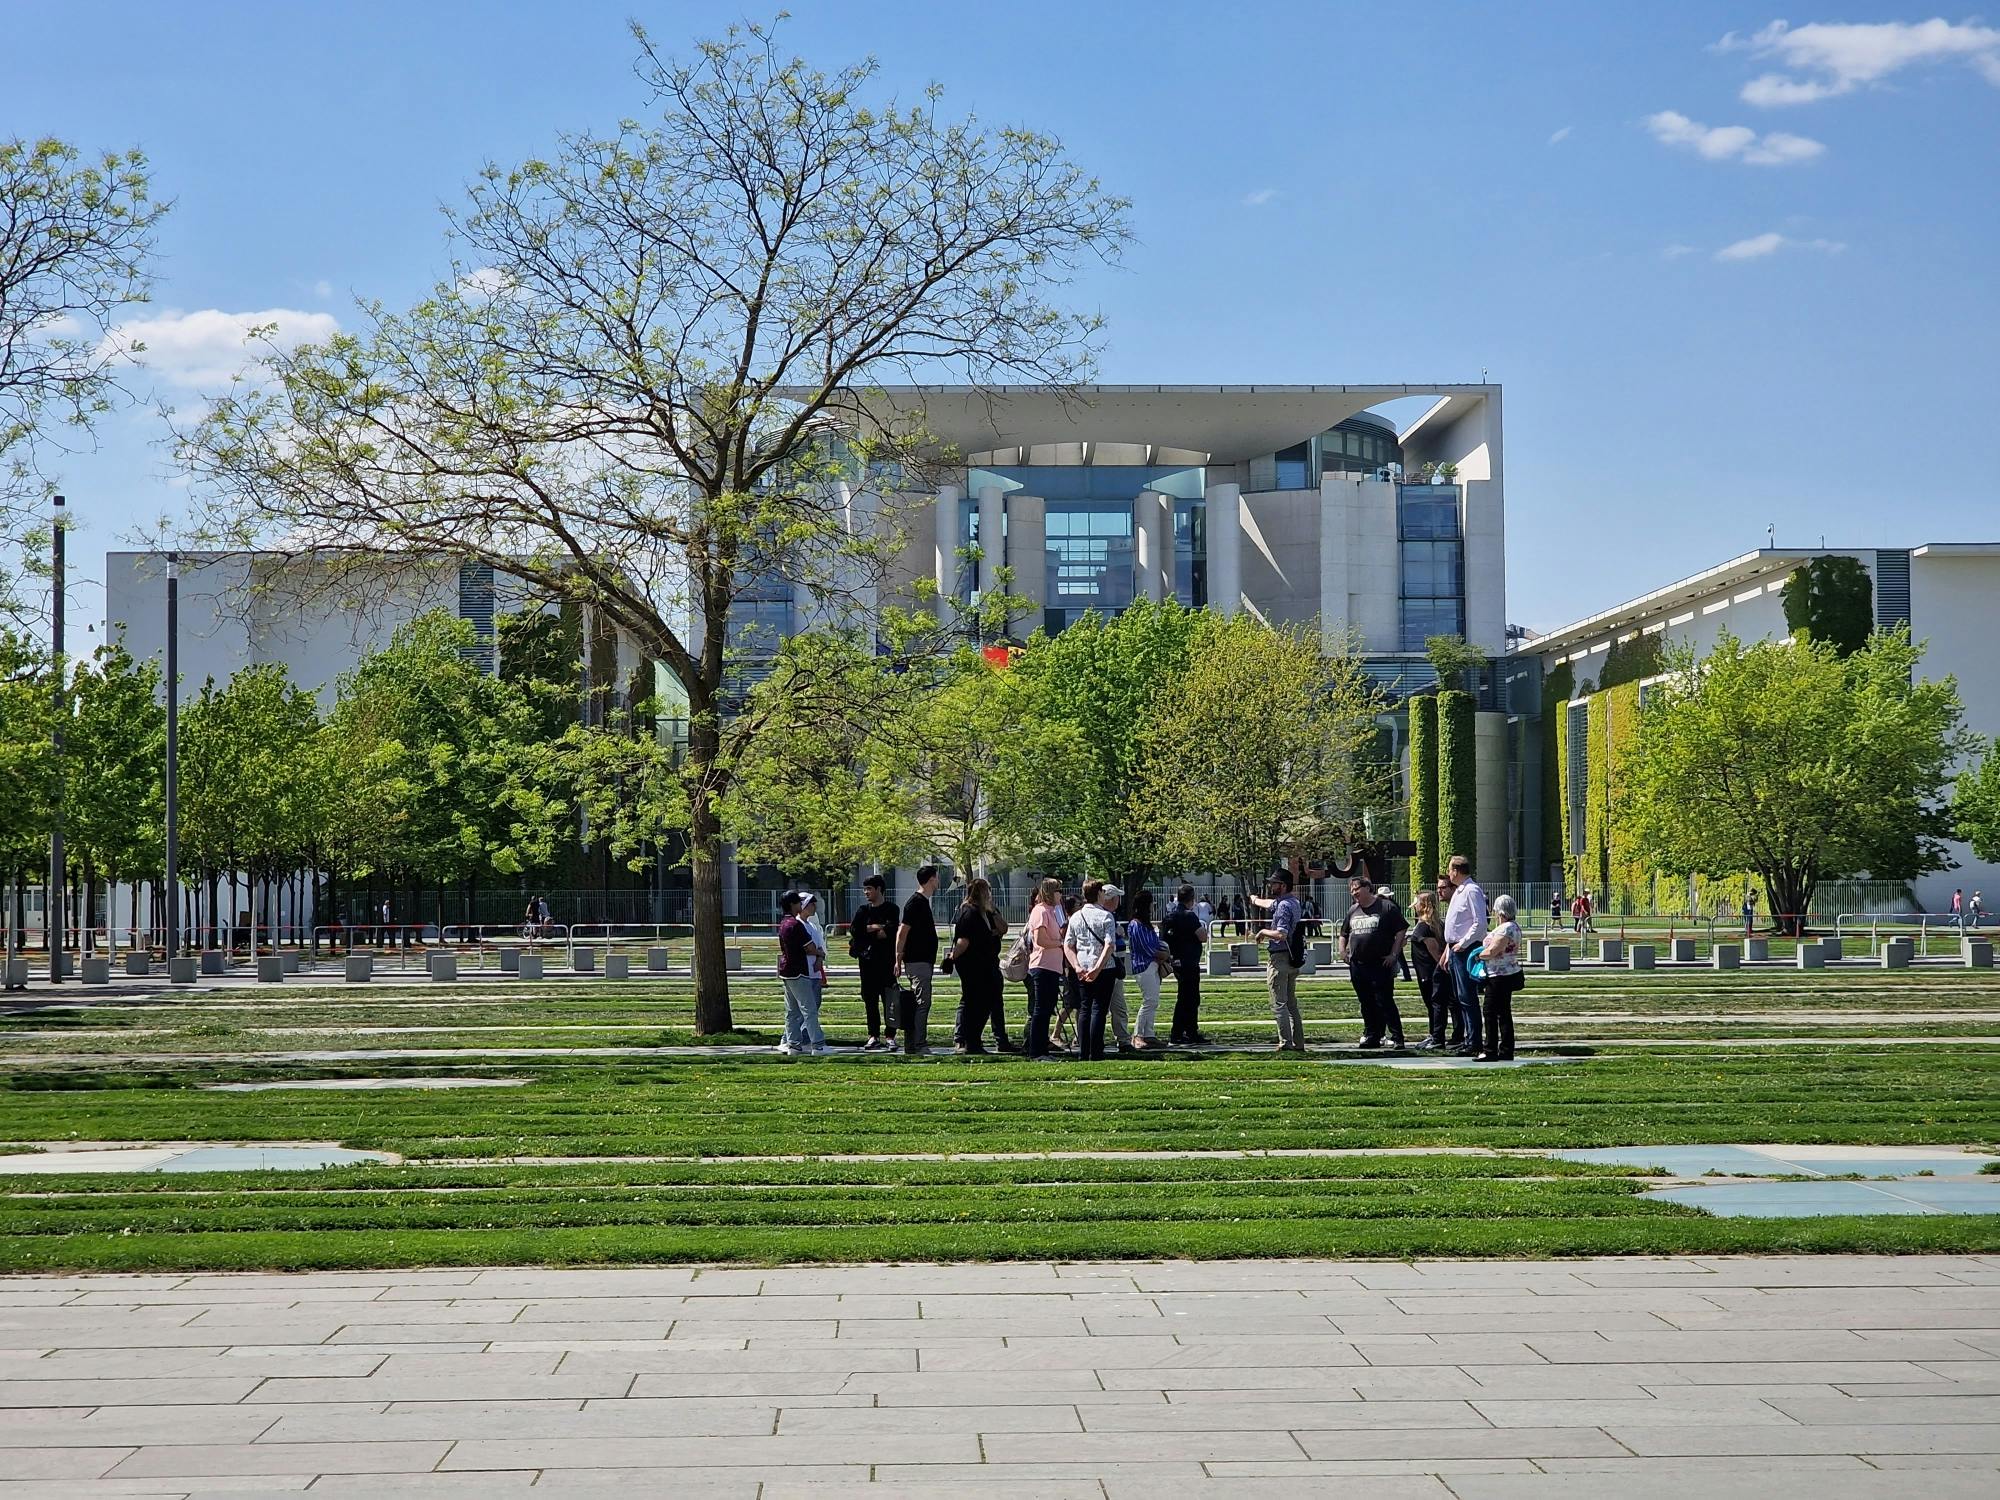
[772, 854, 1527, 1063]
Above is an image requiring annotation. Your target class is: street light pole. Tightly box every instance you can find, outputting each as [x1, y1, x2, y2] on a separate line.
[48, 494, 65, 984]
[164, 555, 179, 959]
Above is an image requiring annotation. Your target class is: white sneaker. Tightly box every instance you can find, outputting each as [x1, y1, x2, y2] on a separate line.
[813, 1044, 832, 1055]
[775, 1042, 793, 1055]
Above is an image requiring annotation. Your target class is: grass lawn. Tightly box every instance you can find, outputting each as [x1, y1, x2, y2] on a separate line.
[3, 968, 1998, 1272]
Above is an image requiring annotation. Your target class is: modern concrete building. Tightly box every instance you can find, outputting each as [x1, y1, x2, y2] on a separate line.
[1523, 544, 2000, 912]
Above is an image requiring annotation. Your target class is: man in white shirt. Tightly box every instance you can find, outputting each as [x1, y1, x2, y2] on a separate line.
[1063, 883, 1123, 1062]
[1441, 854, 1487, 1057]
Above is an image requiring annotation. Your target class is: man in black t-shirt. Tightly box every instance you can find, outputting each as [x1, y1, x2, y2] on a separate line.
[850, 874, 901, 1051]
[1339, 876, 1409, 1049]
[894, 865, 940, 1053]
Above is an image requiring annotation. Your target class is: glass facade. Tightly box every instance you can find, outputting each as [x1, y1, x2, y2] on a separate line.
[968, 464, 1205, 502]
[1043, 502, 1137, 631]
[1316, 417, 1400, 477]
[1397, 483, 1465, 650]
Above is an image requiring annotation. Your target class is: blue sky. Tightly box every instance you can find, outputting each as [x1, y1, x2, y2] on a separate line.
[8, 1, 1998, 635]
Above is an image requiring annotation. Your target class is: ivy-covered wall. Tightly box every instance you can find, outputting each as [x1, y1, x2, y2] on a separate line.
[1408, 693, 1438, 891]
[1437, 690, 1477, 874]
[1539, 661, 1573, 878]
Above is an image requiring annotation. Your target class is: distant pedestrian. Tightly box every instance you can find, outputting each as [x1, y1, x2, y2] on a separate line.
[1339, 875, 1408, 1049]
[775, 891, 823, 1057]
[1550, 891, 1564, 930]
[894, 865, 941, 1054]
[1161, 883, 1209, 1046]
[1975, 892, 1989, 929]
[1194, 891, 1214, 932]
[1443, 854, 1488, 1059]
[800, 892, 829, 1033]
[1022, 877, 1066, 1060]
[1127, 889, 1168, 1049]
[1952, 888, 1965, 927]
[1053, 893, 1082, 1051]
[1477, 893, 1525, 1062]
[1255, 869, 1306, 1052]
[947, 877, 1007, 1056]
[1409, 890, 1449, 1050]
[1743, 887, 1758, 937]
[849, 875, 900, 1051]
[1064, 881, 1121, 1061]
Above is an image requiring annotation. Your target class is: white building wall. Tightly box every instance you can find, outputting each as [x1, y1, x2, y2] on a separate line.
[1910, 551, 2000, 911]
[1461, 479, 1507, 653]
[1237, 489, 1319, 627]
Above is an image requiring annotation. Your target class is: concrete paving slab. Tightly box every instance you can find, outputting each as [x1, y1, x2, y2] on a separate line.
[0, 1256, 1994, 1493]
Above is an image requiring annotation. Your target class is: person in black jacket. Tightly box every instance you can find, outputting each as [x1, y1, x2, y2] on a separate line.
[849, 875, 900, 1052]
[1159, 883, 1210, 1045]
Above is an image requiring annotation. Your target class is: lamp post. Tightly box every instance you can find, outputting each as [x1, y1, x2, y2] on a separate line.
[48, 495, 65, 984]
[164, 555, 179, 959]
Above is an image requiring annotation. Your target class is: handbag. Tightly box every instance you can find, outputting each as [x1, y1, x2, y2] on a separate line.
[1001, 923, 1032, 982]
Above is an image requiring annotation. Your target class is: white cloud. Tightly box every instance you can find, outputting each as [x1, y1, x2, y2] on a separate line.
[455, 266, 516, 300]
[312, 279, 334, 299]
[1714, 231, 1846, 262]
[1645, 109, 1825, 165]
[1719, 18, 2000, 105]
[1661, 243, 1700, 260]
[100, 307, 340, 391]
[1241, 188, 1278, 207]
[1548, 125, 1573, 144]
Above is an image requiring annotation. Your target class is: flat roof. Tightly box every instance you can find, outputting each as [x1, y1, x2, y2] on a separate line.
[1524, 543, 2000, 656]
[825, 383, 1496, 465]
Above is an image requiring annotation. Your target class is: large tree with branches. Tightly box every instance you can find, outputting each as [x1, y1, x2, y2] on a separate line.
[179, 19, 1127, 1030]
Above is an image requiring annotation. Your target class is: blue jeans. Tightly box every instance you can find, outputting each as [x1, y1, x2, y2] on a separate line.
[1025, 969, 1061, 1058]
[1078, 971, 1115, 1061]
[1448, 947, 1482, 1050]
[783, 974, 823, 1051]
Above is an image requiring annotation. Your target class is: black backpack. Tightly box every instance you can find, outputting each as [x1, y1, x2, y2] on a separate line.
[1285, 903, 1309, 966]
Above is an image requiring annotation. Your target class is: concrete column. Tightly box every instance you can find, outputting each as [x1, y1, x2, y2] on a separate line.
[1133, 490, 1170, 603]
[721, 843, 741, 921]
[933, 483, 961, 627]
[841, 481, 879, 635]
[976, 485, 1004, 600]
[1317, 478, 1351, 651]
[1205, 482, 1241, 617]
[1008, 494, 1046, 637]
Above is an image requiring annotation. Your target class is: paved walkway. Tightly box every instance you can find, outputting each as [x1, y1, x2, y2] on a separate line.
[1, 1257, 1996, 1497]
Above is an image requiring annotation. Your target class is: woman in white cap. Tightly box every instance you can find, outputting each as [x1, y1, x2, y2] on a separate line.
[798, 891, 830, 1054]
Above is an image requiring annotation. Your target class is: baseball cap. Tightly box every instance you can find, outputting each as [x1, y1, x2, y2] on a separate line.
[1101, 884, 1124, 901]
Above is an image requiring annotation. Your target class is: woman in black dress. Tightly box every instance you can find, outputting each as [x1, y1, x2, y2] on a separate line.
[947, 876, 1008, 1056]
[1409, 889, 1449, 1050]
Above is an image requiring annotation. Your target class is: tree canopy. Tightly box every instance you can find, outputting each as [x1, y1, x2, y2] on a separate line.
[179, 18, 1128, 1031]
[1615, 627, 1970, 928]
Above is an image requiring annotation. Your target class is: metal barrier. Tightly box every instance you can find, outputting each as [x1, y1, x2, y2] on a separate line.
[1833, 912, 1971, 958]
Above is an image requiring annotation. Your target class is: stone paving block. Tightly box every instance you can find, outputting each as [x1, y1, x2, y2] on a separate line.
[440, 1434, 979, 1469]
[1468, 1392, 1802, 1427]
[326, 1320, 670, 1345]
[774, 1403, 1082, 1434]
[621, 1346, 917, 1379]
[245, 1371, 638, 1404]
[762, 1484, 1108, 1500]
[1084, 1399, 1485, 1431]
[871, 1462, 1208, 1485]
[259, 1397, 778, 1442]
[1291, 1425, 1631, 1461]
[0, 1406, 287, 1447]
[22, 1350, 387, 1381]
[0, 1376, 265, 1408]
[1606, 1422, 2000, 1456]
[0, 1445, 135, 1478]
[1768, 1393, 2000, 1424]
[279, 1475, 539, 1494]
[108, 1439, 453, 1477]
[1442, 1469, 1999, 1498]
[1100, 1479, 1453, 1499]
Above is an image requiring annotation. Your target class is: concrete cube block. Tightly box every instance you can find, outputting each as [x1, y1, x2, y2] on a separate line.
[199, 950, 225, 975]
[1527, 938, 1548, 964]
[1310, 940, 1333, 965]
[1821, 935, 1845, 963]
[1231, 942, 1258, 967]
[1880, 942, 1911, 970]
[725, 947, 743, 972]
[2, 957, 28, 989]
[499, 948, 520, 973]
[1670, 938, 1695, 963]
[518, 952, 544, 981]
[647, 946, 671, 972]
[1964, 940, 1993, 969]
[256, 956, 284, 983]
[80, 956, 112, 985]
[1746, 937, 1770, 961]
[1797, 943, 1825, 970]
[1543, 944, 1570, 973]
[1712, 944, 1741, 970]
[166, 956, 197, 985]
[1207, 948, 1231, 977]
[1598, 939, 1624, 964]
[429, 953, 458, 983]
[604, 953, 630, 980]
[344, 954, 374, 984]
[279, 952, 301, 974]
[124, 953, 151, 977]
[572, 947, 596, 973]
[1627, 943, 1655, 970]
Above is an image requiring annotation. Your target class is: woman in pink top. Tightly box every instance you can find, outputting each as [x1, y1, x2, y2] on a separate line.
[1024, 876, 1067, 1060]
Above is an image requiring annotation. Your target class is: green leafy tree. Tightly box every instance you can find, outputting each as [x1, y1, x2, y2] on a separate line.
[0, 137, 167, 615]
[1423, 634, 1485, 694]
[180, 19, 1128, 1033]
[1616, 627, 1970, 931]
[1781, 554, 1874, 658]
[1953, 741, 2000, 865]
[1005, 598, 1210, 888]
[64, 645, 165, 950]
[1407, 692, 1439, 890]
[0, 633, 54, 940]
[1133, 617, 1390, 893]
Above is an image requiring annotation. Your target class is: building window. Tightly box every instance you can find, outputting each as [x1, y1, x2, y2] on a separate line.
[1042, 502, 1136, 632]
[1396, 483, 1465, 650]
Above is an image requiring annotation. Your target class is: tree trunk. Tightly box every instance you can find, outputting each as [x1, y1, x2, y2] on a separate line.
[689, 793, 732, 1034]
[1766, 871, 1811, 937]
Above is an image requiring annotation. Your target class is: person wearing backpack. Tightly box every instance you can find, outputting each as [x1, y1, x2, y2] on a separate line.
[1127, 889, 1169, 1050]
[849, 875, 900, 1052]
[1160, 883, 1210, 1046]
[1255, 869, 1307, 1052]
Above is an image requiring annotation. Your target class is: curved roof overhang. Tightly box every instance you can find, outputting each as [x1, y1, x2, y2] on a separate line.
[822, 383, 1496, 466]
